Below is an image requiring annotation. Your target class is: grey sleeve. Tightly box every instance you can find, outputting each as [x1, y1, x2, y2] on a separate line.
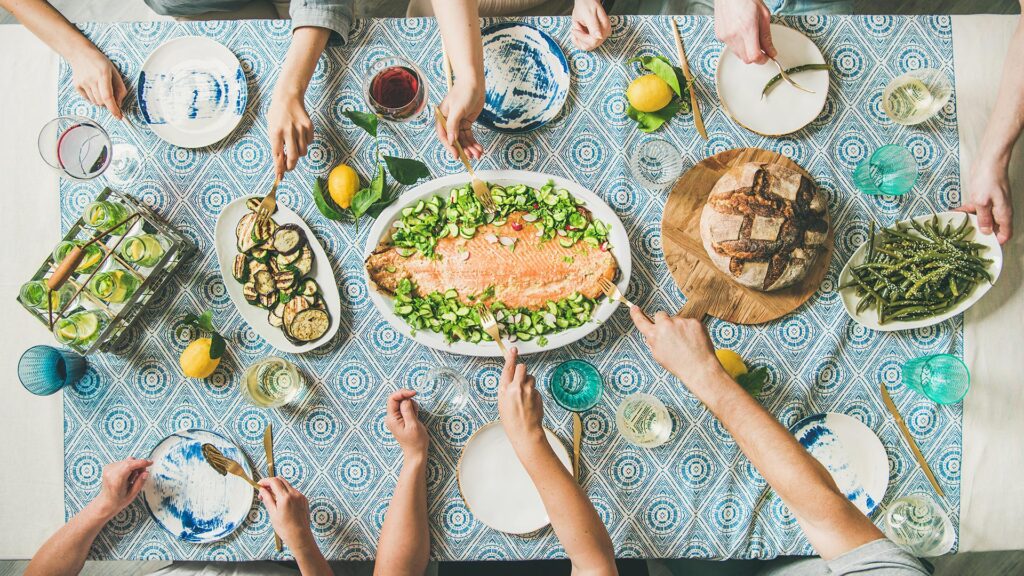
[289, 0, 354, 44]
[825, 539, 931, 576]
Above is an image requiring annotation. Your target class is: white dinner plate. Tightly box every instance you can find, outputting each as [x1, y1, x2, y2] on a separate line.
[792, 413, 888, 516]
[458, 421, 572, 534]
[214, 197, 342, 354]
[716, 24, 829, 136]
[142, 429, 254, 543]
[362, 170, 632, 357]
[839, 212, 1002, 332]
[137, 36, 247, 148]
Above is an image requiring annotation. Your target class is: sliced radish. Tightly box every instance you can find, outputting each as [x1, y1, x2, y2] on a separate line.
[459, 250, 470, 261]
[600, 242, 609, 252]
[484, 233, 498, 244]
[557, 229, 567, 236]
[495, 310, 505, 321]
[522, 213, 538, 222]
[508, 334, 518, 343]
[499, 236, 516, 246]
[511, 221, 523, 231]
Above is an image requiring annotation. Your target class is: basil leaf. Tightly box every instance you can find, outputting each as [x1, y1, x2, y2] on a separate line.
[312, 177, 346, 221]
[383, 155, 430, 185]
[209, 332, 226, 360]
[342, 110, 378, 137]
[628, 55, 682, 97]
[626, 100, 683, 133]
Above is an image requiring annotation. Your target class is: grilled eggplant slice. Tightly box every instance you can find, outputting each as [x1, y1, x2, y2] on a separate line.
[252, 217, 276, 243]
[242, 281, 258, 302]
[293, 245, 313, 276]
[275, 270, 296, 291]
[232, 254, 249, 283]
[246, 196, 278, 214]
[287, 308, 330, 342]
[254, 270, 276, 296]
[276, 248, 302, 268]
[268, 309, 284, 327]
[282, 295, 310, 327]
[299, 279, 318, 298]
[236, 213, 262, 252]
[272, 225, 305, 255]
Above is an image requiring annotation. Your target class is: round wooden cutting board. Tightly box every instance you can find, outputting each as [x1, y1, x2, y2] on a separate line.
[661, 147, 834, 325]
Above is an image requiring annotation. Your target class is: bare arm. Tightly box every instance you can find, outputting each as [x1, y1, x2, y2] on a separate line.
[500, 349, 617, 576]
[631, 309, 883, 561]
[25, 458, 151, 576]
[268, 26, 330, 180]
[0, 0, 126, 117]
[374, 390, 430, 576]
[959, 3, 1024, 244]
[432, 0, 485, 159]
[257, 477, 332, 576]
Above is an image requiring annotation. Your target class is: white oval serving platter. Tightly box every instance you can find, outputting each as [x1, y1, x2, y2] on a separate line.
[362, 170, 632, 357]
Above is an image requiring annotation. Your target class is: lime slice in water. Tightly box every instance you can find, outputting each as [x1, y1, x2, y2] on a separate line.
[124, 238, 145, 262]
[75, 313, 99, 341]
[55, 319, 79, 343]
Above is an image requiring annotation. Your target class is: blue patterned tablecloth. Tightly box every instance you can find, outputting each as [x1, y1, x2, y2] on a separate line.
[60, 15, 964, 561]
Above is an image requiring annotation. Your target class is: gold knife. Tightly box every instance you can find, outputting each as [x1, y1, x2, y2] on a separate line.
[263, 424, 283, 552]
[572, 413, 582, 482]
[671, 18, 707, 140]
[880, 383, 945, 498]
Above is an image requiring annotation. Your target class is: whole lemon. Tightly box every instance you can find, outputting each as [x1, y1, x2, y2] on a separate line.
[715, 349, 748, 379]
[180, 338, 221, 379]
[626, 74, 674, 113]
[327, 164, 360, 209]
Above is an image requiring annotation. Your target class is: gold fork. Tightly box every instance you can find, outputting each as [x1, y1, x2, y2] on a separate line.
[255, 177, 281, 224]
[598, 277, 652, 321]
[764, 52, 815, 94]
[434, 107, 496, 213]
[477, 306, 509, 358]
[202, 443, 260, 490]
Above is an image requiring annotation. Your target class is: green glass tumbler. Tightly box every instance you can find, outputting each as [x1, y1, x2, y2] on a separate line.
[548, 360, 603, 412]
[901, 354, 970, 404]
[853, 144, 919, 196]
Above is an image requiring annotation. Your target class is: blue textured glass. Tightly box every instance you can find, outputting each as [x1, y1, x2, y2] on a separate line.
[902, 354, 970, 404]
[18, 345, 86, 396]
[548, 360, 603, 412]
[853, 144, 919, 196]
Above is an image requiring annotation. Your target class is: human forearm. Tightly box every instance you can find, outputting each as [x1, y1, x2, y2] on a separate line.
[274, 27, 329, 100]
[517, 441, 617, 576]
[0, 0, 101, 62]
[431, 0, 484, 86]
[374, 454, 430, 576]
[979, 14, 1024, 165]
[24, 500, 112, 576]
[286, 535, 332, 576]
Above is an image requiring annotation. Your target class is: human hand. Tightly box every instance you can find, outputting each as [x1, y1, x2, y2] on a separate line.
[386, 389, 429, 459]
[498, 347, 547, 454]
[629, 307, 725, 392]
[258, 477, 316, 550]
[268, 89, 313, 180]
[571, 0, 611, 51]
[959, 156, 1014, 244]
[69, 49, 127, 120]
[436, 79, 484, 160]
[714, 0, 775, 65]
[89, 457, 151, 520]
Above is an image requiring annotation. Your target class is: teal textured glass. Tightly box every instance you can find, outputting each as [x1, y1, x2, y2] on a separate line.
[853, 144, 919, 196]
[902, 354, 970, 404]
[548, 360, 603, 412]
[18, 345, 86, 396]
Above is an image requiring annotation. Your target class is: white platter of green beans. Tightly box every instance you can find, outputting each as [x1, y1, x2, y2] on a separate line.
[838, 212, 1002, 331]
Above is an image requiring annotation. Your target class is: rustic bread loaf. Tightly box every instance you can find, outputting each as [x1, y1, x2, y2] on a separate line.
[699, 162, 830, 292]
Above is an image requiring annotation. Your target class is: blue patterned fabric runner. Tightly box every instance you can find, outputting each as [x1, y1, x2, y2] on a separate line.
[59, 15, 963, 561]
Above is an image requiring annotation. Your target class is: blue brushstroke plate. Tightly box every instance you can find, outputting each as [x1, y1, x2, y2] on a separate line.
[479, 23, 570, 133]
[137, 36, 247, 148]
[791, 413, 889, 515]
[142, 429, 254, 543]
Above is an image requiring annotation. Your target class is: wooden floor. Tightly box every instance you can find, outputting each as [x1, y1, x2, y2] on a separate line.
[0, 0, 1020, 574]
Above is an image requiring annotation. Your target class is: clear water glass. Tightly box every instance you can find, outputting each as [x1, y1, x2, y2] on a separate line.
[548, 360, 603, 413]
[241, 357, 306, 408]
[902, 354, 970, 404]
[853, 144, 918, 196]
[881, 494, 955, 556]
[412, 367, 470, 416]
[628, 137, 683, 191]
[882, 68, 953, 126]
[18, 345, 87, 396]
[19, 280, 76, 312]
[616, 392, 672, 448]
[38, 116, 141, 184]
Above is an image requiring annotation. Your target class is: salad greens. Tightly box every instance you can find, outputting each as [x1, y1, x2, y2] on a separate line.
[391, 181, 612, 259]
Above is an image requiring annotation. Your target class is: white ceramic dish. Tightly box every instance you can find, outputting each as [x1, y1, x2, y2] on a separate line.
[215, 197, 341, 353]
[792, 412, 888, 516]
[362, 170, 631, 357]
[716, 24, 829, 136]
[458, 421, 571, 534]
[142, 429, 253, 543]
[137, 36, 247, 148]
[839, 212, 1002, 332]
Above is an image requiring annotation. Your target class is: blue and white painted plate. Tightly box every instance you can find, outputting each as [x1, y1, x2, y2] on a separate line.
[479, 23, 570, 133]
[142, 429, 254, 543]
[791, 413, 889, 515]
[137, 36, 247, 148]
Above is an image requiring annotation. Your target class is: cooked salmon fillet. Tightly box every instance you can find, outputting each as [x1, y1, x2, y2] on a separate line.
[366, 212, 618, 310]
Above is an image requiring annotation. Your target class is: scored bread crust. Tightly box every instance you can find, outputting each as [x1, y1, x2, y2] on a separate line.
[699, 162, 830, 292]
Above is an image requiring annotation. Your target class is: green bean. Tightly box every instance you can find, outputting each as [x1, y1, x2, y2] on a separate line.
[761, 63, 831, 98]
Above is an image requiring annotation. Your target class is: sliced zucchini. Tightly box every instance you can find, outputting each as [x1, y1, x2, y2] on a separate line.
[275, 270, 296, 291]
[293, 245, 313, 276]
[249, 260, 269, 277]
[268, 257, 281, 275]
[287, 308, 331, 342]
[236, 213, 261, 252]
[253, 270, 276, 296]
[276, 248, 302, 268]
[272, 225, 305, 255]
[283, 296, 310, 327]
[242, 281, 258, 302]
[268, 309, 284, 327]
[258, 291, 277, 309]
[300, 279, 318, 298]
[250, 247, 270, 263]
[232, 254, 249, 283]
[251, 216, 276, 243]
[246, 196, 278, 214]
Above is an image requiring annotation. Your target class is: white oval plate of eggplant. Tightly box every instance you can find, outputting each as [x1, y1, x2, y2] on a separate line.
[214, 197, 340, 353]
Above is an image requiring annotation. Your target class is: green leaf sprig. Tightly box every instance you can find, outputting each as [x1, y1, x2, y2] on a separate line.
[625, 55, 692, 133]
[314, 110, 431, 229]
[736, 366, 768, 397]
[181, 310, 226, 359]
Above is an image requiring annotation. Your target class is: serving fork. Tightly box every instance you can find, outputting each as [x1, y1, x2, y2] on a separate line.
[255, 177, 280, 224]
[202, 443, 260, 490]
[598, 277, 654, 322]
[477, 306, 509, 358]
[434, 107, 496, 212]
[764, 51, 815, 94]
